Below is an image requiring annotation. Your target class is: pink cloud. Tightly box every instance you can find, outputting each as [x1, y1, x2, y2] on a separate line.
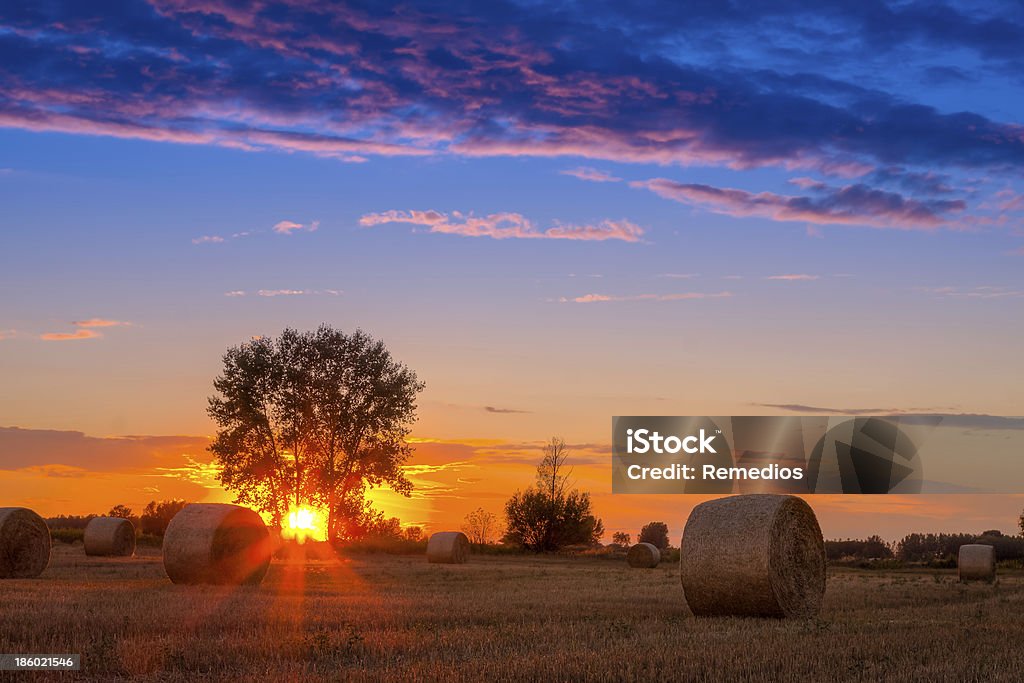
[273, 220, 318, 235]
[192, 235, 225, 244]
[359, 210, 643, 242]
[766, 274, 819, 281]
[71, 318, 131, 328]
[0, 108, 432, 162]
[254, 289, 341, 297]
[40, 329, 103, 341]
[39, 318, 132, 340]
[995, 190, 1024, 212]
[560, 166, 622, 183]
[561, 291, 733, 303]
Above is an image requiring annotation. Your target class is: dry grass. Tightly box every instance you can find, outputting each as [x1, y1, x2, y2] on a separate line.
[2, 545, 1024, 681]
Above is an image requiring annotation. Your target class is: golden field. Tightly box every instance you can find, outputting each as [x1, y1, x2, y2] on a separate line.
[1, 545, 1023, 681]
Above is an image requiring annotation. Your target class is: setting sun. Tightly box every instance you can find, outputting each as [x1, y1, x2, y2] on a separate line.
[282, 506, 327, 543]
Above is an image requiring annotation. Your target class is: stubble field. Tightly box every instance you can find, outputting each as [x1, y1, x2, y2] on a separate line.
[2, 545, 1023, 681]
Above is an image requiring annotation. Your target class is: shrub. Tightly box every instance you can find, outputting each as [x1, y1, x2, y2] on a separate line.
[638, 522, 670, 550]
[49, 528, 85, 544]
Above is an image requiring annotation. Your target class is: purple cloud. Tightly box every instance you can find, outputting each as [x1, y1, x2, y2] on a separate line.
[0, 1, 1022, 181]
[632, 178, 967, 229]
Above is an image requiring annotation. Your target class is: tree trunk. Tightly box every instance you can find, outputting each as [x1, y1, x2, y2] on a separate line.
[327, 490, 337, 544]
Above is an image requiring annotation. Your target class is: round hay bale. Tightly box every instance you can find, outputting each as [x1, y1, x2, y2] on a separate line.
[427, 531, 470, 564]
[84, 517, 136, 557]
[162, 504, 271, 585]
[680, 494, 825, 618]
[958, 544, 996, 583]
[627, 542, 661, 568]
[0, 507, 51, 579]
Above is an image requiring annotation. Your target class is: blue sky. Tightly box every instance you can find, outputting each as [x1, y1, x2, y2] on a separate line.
[1, 0, 1023, 535]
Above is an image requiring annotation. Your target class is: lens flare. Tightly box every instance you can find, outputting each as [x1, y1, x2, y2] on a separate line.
[282, 506, 326, 542]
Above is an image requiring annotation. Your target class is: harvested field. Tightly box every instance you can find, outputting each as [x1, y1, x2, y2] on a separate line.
[2, 545, 1023, 681]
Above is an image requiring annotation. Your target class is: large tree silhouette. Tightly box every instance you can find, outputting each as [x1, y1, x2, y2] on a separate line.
[208, 326, 424, 538]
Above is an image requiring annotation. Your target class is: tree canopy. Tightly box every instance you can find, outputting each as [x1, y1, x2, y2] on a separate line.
[503, 438, 604, 551]
[638, 521, 669, 550]
[207, 326, 424, 541]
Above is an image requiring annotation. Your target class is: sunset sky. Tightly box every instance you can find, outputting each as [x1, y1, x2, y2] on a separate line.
[2, 1, 1023, 541]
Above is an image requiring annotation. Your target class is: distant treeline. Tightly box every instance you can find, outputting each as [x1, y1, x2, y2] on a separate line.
[827, 531, 1024, 565]
[45, 500, 188, 537]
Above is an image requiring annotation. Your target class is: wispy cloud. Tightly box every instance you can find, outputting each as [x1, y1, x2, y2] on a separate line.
[223, 289, 343, 297]
[360, 210, 644, 242]
[193, 220, 318, 245]
[484, 406, 531, 414]
[40, 329, 103, 341]
[40, 317, 132, 341]
[273, 219, 319, 235]
[632, 179, 966, 230]
[918, 285, 1024, 299]
[71, 318, 131, 328]
[766, 274, 819, 281]
[0, 330, 16, 341]
[560, 167, 621, 183]
[994, 190, 1024, 213]
[658, 273, 699, 279]
[560, 291, 733, 303]
[756, 403, 954, 416]
[153, 456, 222, 488]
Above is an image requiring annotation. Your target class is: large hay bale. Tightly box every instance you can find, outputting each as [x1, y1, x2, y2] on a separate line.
[427, 531, 470, 564]
[680, 494, 825, 618]
[162, 504, 271, 585]
[627, 542, 661, 568]
[0, 507, 51, 579]
[958, 544, 996, 583]
[84, 517, 136, 557]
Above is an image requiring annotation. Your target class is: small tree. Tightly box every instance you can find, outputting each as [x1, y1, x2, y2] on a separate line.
[108, 505, 133, 519]
[139, 499, 188, 536]
[462, 507, 498, 544]
[504, 438, 604, 551]
[366, 516, 403, 539]
[107, 504, 139, 531]
[611, 531, 631, 548]
[638, 521, 669, 550]
[403, 526, 424, 542]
